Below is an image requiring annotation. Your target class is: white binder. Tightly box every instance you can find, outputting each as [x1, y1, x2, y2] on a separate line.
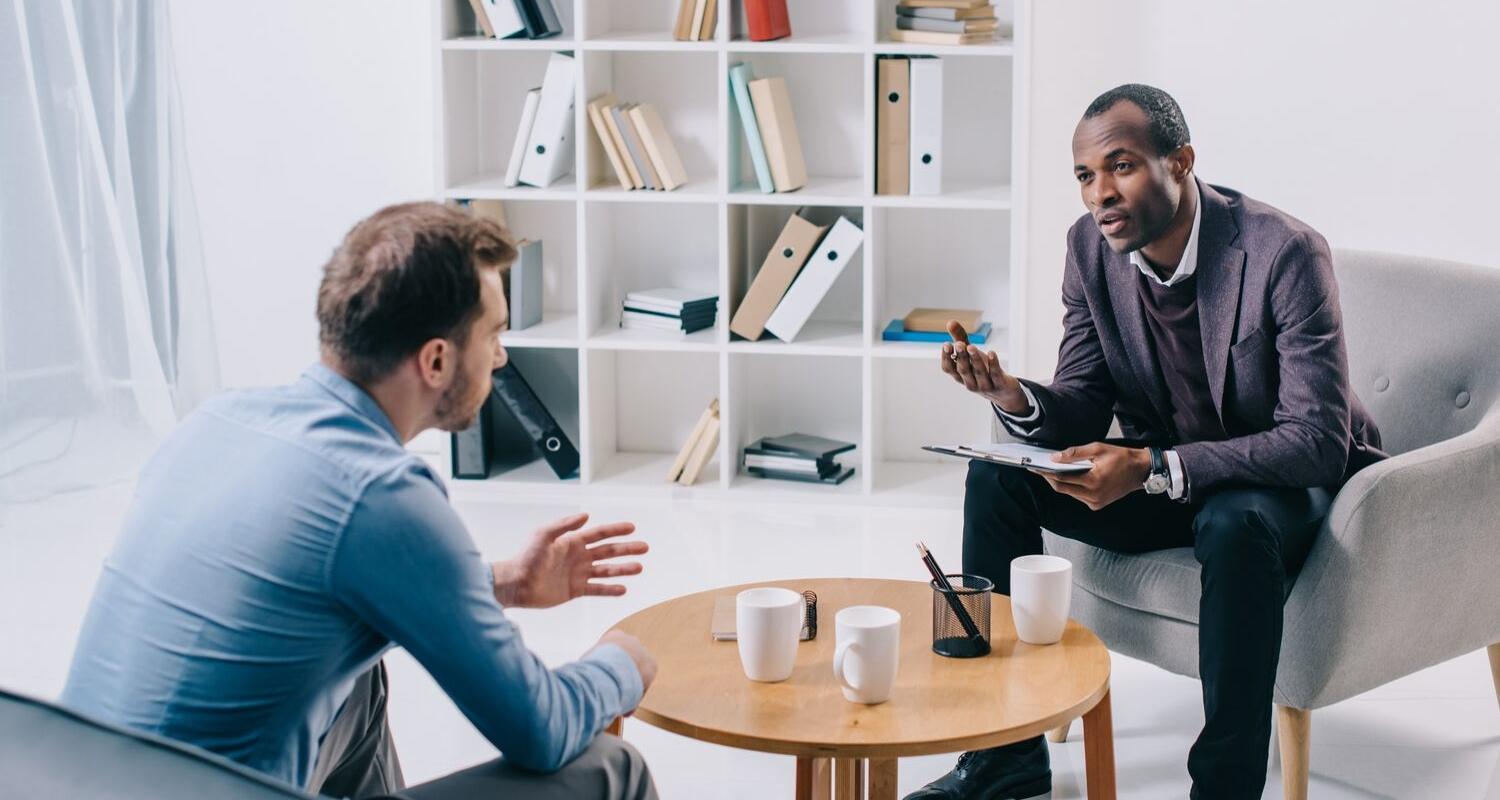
[477, 0, 527, 39]
[908, 56, 944, 196]
[503, 88, 541, 188]
[518, 53, 577, 188]
[763, 216, 864, 342]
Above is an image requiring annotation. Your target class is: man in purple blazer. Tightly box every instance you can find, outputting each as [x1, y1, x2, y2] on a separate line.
[909, 85, 1385, 800]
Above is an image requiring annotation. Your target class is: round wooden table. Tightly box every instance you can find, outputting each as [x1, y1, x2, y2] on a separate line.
[610, 578, 1115, 800]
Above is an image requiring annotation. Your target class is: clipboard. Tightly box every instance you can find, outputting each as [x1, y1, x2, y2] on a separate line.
[923, 443, 1093, 474]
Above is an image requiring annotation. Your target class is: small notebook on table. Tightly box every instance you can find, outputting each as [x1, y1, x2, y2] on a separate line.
[710, 591, 818, 641]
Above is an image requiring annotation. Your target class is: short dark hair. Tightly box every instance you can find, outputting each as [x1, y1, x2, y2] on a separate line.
[316, 201, 516, 383]
[1083, 84, 1190, 157]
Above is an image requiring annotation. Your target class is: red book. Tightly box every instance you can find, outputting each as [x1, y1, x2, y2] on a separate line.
[745, 0, 791, 41]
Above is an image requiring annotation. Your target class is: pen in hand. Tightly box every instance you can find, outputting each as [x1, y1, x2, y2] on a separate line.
[916, 541, 990, 656]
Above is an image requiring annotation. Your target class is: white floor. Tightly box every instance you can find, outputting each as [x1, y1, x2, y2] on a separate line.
[3, 481, 1500, 799]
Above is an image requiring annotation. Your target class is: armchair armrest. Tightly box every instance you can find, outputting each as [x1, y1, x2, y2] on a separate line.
[1275, 414, 1500, 709]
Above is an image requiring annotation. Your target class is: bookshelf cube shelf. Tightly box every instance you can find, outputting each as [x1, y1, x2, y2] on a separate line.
[433, 0, 1031, 503]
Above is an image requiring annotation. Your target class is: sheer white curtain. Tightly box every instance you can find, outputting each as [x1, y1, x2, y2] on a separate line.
[0, 0, 217, 502]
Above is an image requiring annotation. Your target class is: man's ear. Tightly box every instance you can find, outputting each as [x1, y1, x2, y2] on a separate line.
[1170, 143, 1196, 182]
[414, 338, 452, 389]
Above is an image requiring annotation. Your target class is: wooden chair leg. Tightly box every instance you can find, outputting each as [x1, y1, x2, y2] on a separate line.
[1047, 719, 1072, 743]
[1276, 705, 1311, 800]
[1487, 643, 1500, 713]
[605, 717, 623, 737]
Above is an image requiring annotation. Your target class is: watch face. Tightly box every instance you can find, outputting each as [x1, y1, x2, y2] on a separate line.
[1145, 473, 1171, 494]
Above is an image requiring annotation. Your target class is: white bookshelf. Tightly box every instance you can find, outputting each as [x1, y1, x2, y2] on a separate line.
[432, 0, 1031, 505]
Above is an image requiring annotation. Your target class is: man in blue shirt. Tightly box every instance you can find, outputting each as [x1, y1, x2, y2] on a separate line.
[62, 202, 658, 799]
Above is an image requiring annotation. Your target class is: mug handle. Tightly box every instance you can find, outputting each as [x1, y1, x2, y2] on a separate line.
[833, 641, 862, 693]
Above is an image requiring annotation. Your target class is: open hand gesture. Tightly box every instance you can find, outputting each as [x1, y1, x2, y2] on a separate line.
[491, 513, 648, 609]
[939, 320, 1032, 415]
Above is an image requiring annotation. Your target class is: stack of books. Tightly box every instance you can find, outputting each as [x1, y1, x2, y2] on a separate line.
[744, 433, 856, 485]
[882, 307, 992, 343]
[670, 0, 719, 41]
[585, 94, 689, 191]
[729, 208, 865, 343]
[505, 53, 575, 189]
[889, 0, 1007, 46]
[467, 0, 562, 40]
[728, 62, 807, 194]
[621, 287, 719, 334]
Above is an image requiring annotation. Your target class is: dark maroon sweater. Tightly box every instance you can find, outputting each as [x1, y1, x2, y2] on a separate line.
[1136, 273, 1227, 444]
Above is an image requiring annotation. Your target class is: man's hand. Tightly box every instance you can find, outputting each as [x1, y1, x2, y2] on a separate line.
[491, 513, 647, 609]
[1034, 443, 1152, 511]
[939, 320, 1032, 415]
[590, 630, 657, 706]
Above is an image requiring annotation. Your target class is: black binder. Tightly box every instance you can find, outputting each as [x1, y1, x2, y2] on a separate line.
[490, 362, 579, 479]
[514, 0, 562, 39]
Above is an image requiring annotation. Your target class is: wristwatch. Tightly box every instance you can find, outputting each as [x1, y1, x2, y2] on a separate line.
[1142, 446, 1172, 495]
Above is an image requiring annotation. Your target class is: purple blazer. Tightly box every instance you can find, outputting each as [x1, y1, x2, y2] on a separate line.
[1012, 180, 1385, 502]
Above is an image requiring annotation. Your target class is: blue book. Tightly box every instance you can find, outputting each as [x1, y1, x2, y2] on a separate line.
[881, 318, 991, 344]
[728, 62, 775, 194]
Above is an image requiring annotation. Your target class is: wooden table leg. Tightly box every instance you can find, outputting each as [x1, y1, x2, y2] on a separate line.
[833, 758, 865, 800]
[796, 757, 833, 800]
[1082, 688, 1117, 800]
[867, 757, 897, 800]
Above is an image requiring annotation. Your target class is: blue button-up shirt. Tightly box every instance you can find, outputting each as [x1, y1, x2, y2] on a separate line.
[61, 364, 642, 787]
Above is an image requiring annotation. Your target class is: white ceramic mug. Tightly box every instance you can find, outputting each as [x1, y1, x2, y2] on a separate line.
[736, 587, 804, 682]
[832, 605, 902, 704]
[1010, 555, 1072, 645]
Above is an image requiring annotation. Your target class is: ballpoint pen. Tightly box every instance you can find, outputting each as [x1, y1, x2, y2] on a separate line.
[916, 541, 990, 656]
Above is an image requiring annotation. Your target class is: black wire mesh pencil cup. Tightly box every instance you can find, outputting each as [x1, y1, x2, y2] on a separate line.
[931, 573, 993, 658]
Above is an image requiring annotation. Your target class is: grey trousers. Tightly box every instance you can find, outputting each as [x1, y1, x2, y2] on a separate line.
[310, 661, 658, 800]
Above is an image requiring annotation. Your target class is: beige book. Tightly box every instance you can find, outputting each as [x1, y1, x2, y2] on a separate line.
[896, 3, 996, 19]
[887, 28, 997, 45]
[904, 307, 982, 334]
[698, 0, 718, 41]
[628, 104, 689, 191]
[599, 103, 644, 189]
[466, 0, 496, 37]
[689, 0, 708, 41]
[747, 77, 808, 192]
[730, 212, 829, 341]
[467, 199, 508, 229]
[667, 399, 719, 481]
[586, 93, 633, 191]
[615, 104, 664, 190]
[677, 412, 721, 486]
[672, 0, 697, 41]
[876, 57, 910, 196]
[897, 0, 989, 8]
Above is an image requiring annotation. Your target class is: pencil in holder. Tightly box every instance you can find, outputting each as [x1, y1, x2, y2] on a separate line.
[931, 574, 993, 658]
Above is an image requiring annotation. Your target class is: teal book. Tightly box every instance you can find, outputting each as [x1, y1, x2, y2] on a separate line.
[728, 62, 775, 194]
[881, 318, 991, 344]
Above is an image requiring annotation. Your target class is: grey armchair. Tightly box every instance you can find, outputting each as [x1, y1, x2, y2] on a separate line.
[1040, 249, 1500, 798]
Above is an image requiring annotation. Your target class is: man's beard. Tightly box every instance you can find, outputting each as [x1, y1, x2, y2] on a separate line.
[433, 367, 484, 432]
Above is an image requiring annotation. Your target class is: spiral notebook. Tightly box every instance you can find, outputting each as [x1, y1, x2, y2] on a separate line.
[710, 591, 818, 641]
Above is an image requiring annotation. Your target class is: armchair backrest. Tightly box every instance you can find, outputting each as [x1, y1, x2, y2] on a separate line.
[0, 688, 318, 800]
[1332, 249, 1500, 456]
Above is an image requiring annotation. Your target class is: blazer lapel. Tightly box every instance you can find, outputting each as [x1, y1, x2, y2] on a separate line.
[1194, 182, 1247, 414]
[1103, 248, 1175, 430]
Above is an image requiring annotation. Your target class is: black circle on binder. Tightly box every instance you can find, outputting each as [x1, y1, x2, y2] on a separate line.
[827, 251, 838, 261]
[782, 247, 793, 258]
[536, 145, 546, 155]
[922, 154, 933, 164]
[545, 436, 561, 452]
[888, 92, 900, 103]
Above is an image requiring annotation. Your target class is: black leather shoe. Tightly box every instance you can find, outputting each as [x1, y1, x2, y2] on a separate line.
[903, 736, 1051, 799]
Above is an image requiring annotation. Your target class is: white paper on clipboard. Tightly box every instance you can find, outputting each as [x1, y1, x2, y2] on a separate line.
[922, 443, 1094, 474]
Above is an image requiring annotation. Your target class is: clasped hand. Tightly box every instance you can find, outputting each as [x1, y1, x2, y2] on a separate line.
[1033, 443, 1151, 511]
[491, 513, 648, 609]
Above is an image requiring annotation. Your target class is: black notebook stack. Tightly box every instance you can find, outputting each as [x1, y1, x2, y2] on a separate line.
[744, 433, 856, 484]
[620, 287, 719, 335]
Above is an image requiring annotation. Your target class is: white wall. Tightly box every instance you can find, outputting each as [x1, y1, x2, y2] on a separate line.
[168, 0, 435, 388]
[1021, 0, 1500, 377]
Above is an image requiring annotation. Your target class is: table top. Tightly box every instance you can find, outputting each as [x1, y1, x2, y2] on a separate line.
[609, 577, 1110, 759]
